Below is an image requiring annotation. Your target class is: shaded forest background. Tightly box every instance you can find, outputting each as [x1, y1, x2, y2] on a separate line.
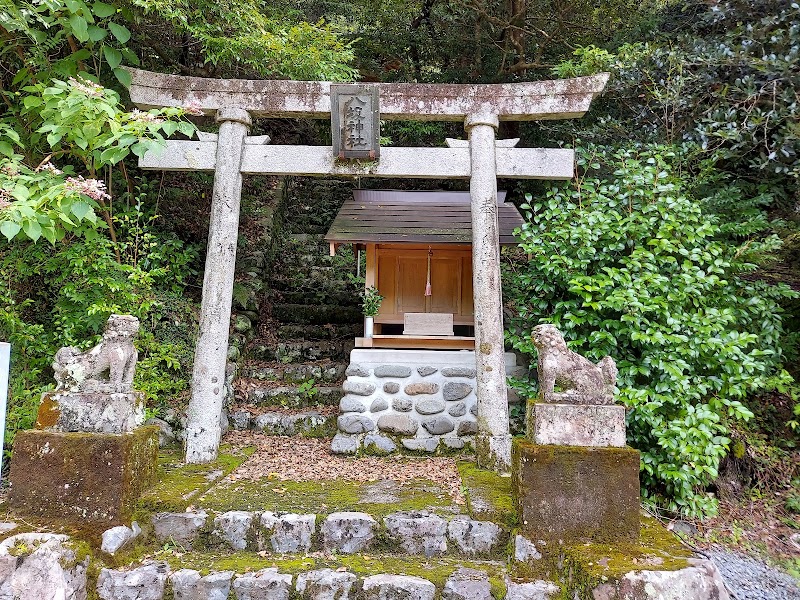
[0, 0, 798, 528]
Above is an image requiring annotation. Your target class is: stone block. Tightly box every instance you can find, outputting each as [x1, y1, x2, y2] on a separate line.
[101, 522, 141, 555]
[505, 580, 560, 599]
[214, 511, 255, 551]
[441, 367, 476, 378]
[259, 512, 315, 553]
[374, 365, 412, 378]
[152, 511, 207, 548]
[531, 403, 626, 447]
[377, 414, 418, 436]
[36, 391, 144, 434]
[331, 433, 360, 455]
[442, 568, 492, 600]
[382, 382, 400, 394]
[363, 433, 397, 455]
[296, 569, 358, 600]
[384, 511, 447, 556]
[370, 398, 389, 412]
[362, 574, 435, 600]
[513, 535, 541, 562]
[8, 427, 158, 526]
[447, 518, 503, 556]
[512, 440, 640, 543]
[401, 438, 439, 452]
[391, 397, 413, 412]
[423, 416, 455, 435]
[591, 559, 731, 600]
[342, 381, 376, 396]
[172, 569, 234, 600]
[97, 562, 169, 600]
[417, 367, 438, 377]
[321, 512, 377, 553]
[340, 396, 367, 413]
[233, 568, 293, 600]
[404, 382, 439, 395]
[0, 533, 89, 600]
[337, 414, 375, 434]
[443, 382, 472, 401]
[416, 398, 446, 415]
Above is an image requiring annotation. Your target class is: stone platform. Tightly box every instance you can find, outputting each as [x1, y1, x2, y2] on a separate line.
[9, 426, 159, 527]
[529, 403, 626, 447]
[36, 390, 145, 434]
[512, 439, 640, 543]
[332, 349, 523, 455]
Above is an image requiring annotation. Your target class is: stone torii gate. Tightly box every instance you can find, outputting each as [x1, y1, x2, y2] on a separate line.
[128, 69, 608, 472]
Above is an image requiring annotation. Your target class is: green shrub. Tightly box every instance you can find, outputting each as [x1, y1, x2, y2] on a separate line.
[504, 144, 797, 517]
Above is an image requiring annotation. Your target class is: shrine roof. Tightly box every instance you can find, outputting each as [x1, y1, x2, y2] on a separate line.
[325, 190, 524, 246]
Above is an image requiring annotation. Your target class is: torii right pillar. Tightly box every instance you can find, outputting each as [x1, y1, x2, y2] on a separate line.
[466, 112, 512, 473]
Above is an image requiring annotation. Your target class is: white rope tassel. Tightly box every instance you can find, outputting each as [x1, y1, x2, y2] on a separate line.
[425, 246, 432, 296]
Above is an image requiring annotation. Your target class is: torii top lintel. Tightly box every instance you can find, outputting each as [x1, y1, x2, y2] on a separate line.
[127, 68, 609, 122]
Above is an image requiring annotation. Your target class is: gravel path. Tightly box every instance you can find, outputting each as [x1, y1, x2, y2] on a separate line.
[709, 548, 800, 600]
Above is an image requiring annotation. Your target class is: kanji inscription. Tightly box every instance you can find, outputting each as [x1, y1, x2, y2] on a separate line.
[331, 84, 380, 159]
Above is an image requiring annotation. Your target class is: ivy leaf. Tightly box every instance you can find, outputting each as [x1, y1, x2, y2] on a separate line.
[108, 22, 131, 43]
[0, 221, 21, 240]
[0, 141, 13, 157]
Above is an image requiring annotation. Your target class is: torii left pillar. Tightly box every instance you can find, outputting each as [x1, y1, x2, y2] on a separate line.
[186, 106, 251, 463]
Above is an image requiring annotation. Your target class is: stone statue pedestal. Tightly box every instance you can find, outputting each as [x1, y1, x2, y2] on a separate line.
[529, 403, 626, 447]
[512, 439, 640, 544]
[36, 391, 145, 434]
[8, 426, 159, 527]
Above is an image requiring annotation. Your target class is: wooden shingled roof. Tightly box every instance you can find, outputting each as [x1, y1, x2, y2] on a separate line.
[325, 190, 524, 246]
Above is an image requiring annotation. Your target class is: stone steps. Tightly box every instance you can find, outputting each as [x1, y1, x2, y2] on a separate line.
[272, 303, 363, 325]
[272, 289, 361, 307]
[247, 339, 354, 363]
[245, 385, 343, 407]
[275, 323, 361, 341]
[239, 361, 348, 383]
[149, 508, 510, 560]
[228, 408, 338, 436]
[96, 557, 534, 600]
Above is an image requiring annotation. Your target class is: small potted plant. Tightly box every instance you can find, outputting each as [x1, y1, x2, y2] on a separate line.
[361, 286, 383, 338]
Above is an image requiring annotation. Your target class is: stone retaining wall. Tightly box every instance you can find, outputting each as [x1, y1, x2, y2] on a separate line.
[332, 350, 522, 455]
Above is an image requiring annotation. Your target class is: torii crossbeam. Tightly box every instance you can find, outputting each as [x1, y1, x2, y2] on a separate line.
[128, 68, 608, 472]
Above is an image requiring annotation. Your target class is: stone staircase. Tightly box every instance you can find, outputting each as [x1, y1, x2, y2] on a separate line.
[231, 179, 364, 437]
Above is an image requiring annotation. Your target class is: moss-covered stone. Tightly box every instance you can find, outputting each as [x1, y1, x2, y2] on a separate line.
[138, 445, 255, 513]
[8, 426, 159, 529]
[154, 550, 508, 597]
[513, 515, 695, 599]
[197, 477, 460, 520]
[512, 440, 639, 544]
[458, 461, 517, 527]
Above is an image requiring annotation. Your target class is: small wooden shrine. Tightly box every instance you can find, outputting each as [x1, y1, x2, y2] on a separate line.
[325, 189, 524, 349]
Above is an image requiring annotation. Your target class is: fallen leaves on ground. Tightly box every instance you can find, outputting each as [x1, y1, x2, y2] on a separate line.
[224, 431, 465, 504]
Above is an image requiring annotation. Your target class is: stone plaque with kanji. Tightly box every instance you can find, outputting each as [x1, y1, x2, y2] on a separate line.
[331, 84, 380, 160]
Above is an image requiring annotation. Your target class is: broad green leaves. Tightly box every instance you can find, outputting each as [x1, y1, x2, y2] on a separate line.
[505, 144, 797, 517]
[0, 77, 196, 243]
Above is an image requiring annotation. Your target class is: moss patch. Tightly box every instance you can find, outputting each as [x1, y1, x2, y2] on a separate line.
[138, 445, 255, 513]
[514, 514, 694, 599]
[197, 477, 460, 520]
[458, 460, 516, 527]
[155, 550, 507, 598]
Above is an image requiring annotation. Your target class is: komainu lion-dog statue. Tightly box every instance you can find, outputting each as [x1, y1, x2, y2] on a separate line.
[53, 314, 140, 393]
[531, 324, 618, 404]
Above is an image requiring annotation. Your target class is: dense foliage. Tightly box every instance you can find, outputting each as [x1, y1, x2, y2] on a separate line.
[505, 145, 796, 516]
[0, 0, 797, 518]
